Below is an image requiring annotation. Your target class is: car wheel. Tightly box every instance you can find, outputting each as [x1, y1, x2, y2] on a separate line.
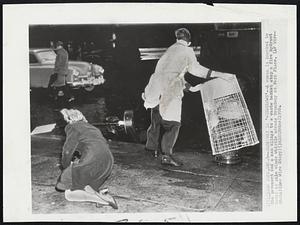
[84, 85, 95, 92]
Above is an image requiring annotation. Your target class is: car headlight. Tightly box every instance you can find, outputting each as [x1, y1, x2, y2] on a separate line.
[98, 66, 104, 74]
[93, 65, 104, 74]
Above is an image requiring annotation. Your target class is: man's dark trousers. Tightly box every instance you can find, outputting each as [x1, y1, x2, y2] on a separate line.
[146, 106, 181, 155]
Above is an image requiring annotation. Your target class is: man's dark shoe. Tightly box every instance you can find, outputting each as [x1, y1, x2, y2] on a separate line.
[161, 155, 182, 167]
[145, 147, 158, 158]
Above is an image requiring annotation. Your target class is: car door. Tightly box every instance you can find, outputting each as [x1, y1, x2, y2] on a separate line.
[30, 52, 53, 88]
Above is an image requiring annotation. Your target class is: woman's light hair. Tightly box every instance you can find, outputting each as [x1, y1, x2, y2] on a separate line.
[60, 108, 88, 124]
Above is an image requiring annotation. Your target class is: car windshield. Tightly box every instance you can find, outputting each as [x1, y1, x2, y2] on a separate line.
[36, 50, 56, 63]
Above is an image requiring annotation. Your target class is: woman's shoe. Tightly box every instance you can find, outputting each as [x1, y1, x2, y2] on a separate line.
[96, 191, 118, 209]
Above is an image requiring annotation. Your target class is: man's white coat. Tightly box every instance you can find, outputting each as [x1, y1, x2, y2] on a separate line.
[143, 40, 210, 122]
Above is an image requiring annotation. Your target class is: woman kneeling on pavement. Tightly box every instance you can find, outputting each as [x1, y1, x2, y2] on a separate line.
[55, 108, 117, 209]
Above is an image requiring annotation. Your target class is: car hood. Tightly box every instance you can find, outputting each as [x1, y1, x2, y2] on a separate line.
[69, 61, 91, 75]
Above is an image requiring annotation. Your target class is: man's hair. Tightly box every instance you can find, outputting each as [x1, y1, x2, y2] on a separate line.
[175, 28, 191, 42]
[56, 41, 64, 47]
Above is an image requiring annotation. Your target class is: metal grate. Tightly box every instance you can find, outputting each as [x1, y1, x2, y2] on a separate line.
[200, 76, 259, 155]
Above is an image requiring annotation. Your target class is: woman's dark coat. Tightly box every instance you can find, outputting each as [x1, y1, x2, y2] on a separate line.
[62, 121, 114, 191]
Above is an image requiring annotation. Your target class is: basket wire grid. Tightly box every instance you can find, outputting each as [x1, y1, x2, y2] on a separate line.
[200, 76, 259, 155]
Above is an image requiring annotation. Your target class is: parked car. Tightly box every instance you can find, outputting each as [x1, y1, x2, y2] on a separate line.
[29, 48, 105, 92]
[139, 46, 201, 61]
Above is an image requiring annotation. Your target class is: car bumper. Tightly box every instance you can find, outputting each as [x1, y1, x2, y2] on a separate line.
[68, 76, 105, 88]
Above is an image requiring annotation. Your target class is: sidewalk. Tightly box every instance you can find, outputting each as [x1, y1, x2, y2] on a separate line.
[31, 133, 262, 214]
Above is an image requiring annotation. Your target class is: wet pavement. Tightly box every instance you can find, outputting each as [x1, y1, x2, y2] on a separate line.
[31, 132, 261, 214]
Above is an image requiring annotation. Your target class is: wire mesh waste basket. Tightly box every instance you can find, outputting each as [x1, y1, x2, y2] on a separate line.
[200, 76, 259, 159]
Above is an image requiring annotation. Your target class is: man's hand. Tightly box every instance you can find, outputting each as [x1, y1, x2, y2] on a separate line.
[48, 73, 58, 88]
[189, 83, 203, 92]
[183, 82, 192, 92]
[213, 72, 235, 81]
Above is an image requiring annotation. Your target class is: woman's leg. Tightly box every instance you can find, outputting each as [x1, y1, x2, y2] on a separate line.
[64, 188, 109, 206]
[65, 185, 118, 209]
[55, 164, 73, 191]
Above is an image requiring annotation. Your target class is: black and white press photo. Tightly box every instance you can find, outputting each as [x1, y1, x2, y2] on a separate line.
[29, 22, 262, 214]
[3, 3, 297, 223]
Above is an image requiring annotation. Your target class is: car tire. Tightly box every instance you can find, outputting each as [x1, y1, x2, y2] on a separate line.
[84, 85, 95, 92]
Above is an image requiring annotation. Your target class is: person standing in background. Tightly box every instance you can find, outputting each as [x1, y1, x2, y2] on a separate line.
[48, 41, 74, 110]
[76, 44, 82, 61]
[67, 41, 75, 60]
